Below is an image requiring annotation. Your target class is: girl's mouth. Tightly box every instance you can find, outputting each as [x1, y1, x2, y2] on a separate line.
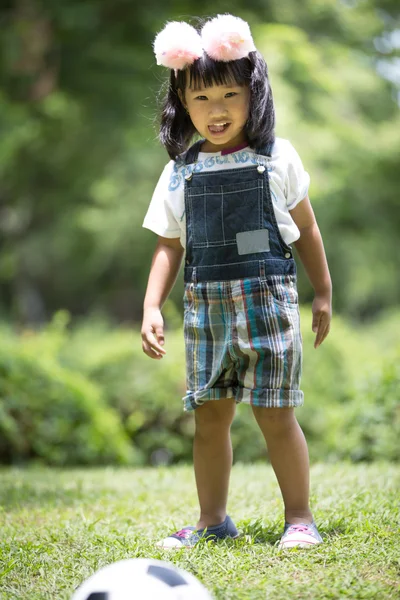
[208, 122, 231, 136]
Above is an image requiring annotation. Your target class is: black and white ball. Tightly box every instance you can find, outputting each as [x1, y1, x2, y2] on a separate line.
[71, 558, 213, 600]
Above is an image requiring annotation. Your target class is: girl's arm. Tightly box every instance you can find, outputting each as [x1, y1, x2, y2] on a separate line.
[141, 235, 184, 359]
[290, 195, 332, 349]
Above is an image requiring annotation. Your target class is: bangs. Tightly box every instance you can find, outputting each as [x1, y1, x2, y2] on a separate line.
[177, 55, 252, 91]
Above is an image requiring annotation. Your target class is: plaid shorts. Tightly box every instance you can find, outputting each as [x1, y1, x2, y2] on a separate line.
[182, 274, 304, 411]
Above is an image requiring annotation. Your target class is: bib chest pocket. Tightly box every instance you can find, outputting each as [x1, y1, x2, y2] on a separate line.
[188, 178, 263, 249]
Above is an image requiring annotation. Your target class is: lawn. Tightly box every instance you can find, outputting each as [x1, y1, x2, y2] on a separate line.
[1, 462, 399, 599]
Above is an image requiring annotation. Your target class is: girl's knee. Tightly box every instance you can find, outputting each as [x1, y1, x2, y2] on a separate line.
[194, 397, 236, 431]
[252, 406, 296, 431]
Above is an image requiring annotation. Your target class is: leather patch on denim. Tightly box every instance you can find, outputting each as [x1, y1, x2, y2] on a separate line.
[236, 229, 270, 255]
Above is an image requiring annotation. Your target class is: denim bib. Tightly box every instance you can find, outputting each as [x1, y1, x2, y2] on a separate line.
[183, 139, 296, 283]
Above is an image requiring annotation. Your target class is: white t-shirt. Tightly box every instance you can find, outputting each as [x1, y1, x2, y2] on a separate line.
[142, 137, 309, 248]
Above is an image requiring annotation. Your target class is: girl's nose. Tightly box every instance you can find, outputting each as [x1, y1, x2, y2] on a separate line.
[209, 102, 228, 117]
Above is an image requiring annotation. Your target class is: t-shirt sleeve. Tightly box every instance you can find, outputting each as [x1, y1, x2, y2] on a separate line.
[284, 142, 310, 210]
[142, 161, 182, 238]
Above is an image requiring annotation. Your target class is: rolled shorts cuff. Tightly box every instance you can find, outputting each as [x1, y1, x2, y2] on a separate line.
[182, 387, 304, 411]
[238, 387, 304, 408]
[182, 387, 236, 411]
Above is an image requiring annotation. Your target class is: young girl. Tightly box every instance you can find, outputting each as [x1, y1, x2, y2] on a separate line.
[141, 14, 332, 549]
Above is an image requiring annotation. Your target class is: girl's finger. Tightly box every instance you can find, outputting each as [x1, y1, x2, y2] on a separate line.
[312, 315, 320, 333]
[315, 321, 330, 348]
[142, 341, 164, 359]
[322, 322, 330, 336]
[313, 316, 323, 346]
[146, 331, 166, 354]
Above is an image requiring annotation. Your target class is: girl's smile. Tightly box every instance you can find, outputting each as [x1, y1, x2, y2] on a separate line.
[208, 122, 231, 136]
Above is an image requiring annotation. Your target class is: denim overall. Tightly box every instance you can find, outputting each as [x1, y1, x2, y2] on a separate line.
[183, 139, 297, 283]
[181, 139, 303, 411]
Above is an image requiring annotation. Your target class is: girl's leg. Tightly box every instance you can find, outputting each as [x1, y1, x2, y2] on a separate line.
[251, 406, 313, 524]
[194, 397, 236, 530]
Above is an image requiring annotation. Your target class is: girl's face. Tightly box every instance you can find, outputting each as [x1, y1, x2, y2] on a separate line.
[181, 77, 250, 153]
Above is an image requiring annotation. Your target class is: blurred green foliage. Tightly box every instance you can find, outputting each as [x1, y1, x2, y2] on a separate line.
[0, 308, 398, 465]
[0, 1, 399, 324]
[0, 324, 136, 467]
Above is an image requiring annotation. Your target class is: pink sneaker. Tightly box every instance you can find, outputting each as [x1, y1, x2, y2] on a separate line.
[156, 515, 239, 549]
[278, 521, 323, 549]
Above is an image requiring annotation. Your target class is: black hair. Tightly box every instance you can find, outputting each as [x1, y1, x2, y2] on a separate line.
[158, 49, 275, 160]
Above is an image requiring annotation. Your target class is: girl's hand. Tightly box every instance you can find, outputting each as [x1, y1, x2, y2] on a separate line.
[141, 308, 167, 359]
[311, 293, 332, 349]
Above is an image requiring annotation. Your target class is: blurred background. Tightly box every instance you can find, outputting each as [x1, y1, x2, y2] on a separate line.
[0, 0, 399, 467]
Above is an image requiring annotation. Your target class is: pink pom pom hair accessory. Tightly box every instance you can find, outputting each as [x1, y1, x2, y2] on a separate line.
[153, 22, 203, 71]
[201, 14, 256, 62]
[153, 14, 257, 71]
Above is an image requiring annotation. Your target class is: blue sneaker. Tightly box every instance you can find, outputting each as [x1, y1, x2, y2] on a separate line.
[278, 521, 323, 549]
[156, 515, 239, 549]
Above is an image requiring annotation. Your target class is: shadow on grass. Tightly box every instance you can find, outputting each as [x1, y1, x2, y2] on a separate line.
[239, 518, 282, 545]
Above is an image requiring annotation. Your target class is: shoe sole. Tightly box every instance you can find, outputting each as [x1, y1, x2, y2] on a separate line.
[278, 539, 322, 549]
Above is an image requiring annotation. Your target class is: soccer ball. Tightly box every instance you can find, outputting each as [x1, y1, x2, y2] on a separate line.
[71, 558, 213, 600]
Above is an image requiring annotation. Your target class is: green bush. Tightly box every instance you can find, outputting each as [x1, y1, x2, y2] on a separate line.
[0, 305, 399, 465]
[0, 339, 137, 466]
[324, 358, 400, 462]
[296, 307, 400, 464]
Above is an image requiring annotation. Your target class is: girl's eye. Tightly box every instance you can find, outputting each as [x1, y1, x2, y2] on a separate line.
[194, 92, 237, 101]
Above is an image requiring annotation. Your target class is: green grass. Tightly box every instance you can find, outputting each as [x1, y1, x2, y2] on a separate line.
[1, 462, 399, 599]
